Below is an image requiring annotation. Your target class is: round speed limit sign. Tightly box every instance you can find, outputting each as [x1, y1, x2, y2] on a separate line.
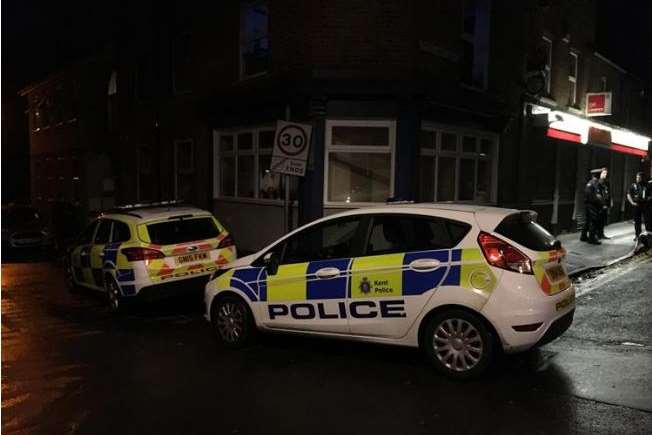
[277, 125, 308, 156]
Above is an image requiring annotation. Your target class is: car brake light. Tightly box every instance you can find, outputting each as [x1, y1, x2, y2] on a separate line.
[121, 247, 165, 261]
[477, 232, 533, 274]
[217, 234, 235, 249]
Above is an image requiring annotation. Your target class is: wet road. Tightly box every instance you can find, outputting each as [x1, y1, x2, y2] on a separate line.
[2, 253, 652, 434]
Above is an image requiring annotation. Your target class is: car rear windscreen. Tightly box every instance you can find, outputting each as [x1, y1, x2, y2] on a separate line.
[146, 217, 219, 245]
[494, 212, 558, 252]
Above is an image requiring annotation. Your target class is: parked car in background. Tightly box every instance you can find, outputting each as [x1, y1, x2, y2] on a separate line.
[1, 204, 54, 254]
[64, 201, 236, 312]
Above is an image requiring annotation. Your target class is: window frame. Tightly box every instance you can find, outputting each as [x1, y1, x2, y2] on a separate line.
[324, 119, 396, 208]
[214, 126, 292, 204]
[419, 123, 499, 203]
[239, 0, 270, 80]
[542, 36, 553, 95]
[568, 51, 579, 106]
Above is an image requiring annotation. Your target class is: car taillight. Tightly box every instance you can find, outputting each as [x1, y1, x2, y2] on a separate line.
[121, 247, 165, 261]
[217, 234, 235, 249]
[477, 232, 533, 274]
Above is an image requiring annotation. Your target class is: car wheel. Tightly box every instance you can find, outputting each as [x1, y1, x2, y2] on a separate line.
[422, 309, 493, 379]
[105, 278, 125, 314]
[212, 295, 254, 348]
[63, 256, 79, 294]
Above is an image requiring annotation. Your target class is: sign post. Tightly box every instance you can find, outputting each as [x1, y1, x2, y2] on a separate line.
[271, 120, 312, 233]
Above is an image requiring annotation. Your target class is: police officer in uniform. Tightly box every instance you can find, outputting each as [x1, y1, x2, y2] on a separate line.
[580, 168, 605, 245]
[596, 168, 611, 239]
[627, 172, 647, 240]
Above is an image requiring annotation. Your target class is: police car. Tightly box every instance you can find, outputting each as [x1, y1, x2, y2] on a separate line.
[205, 204, 575, 378]
[65, 201, 236, 312]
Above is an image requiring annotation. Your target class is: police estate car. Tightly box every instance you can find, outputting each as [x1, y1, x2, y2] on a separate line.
[205, 204, 575, 378]
[65, 202, 236, 312]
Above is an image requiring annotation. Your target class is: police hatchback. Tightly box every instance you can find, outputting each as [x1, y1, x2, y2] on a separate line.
[205, 204, 574, 378]
[65, 201, 236, 312]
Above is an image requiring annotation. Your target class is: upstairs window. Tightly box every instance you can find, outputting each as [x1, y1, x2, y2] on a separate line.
[568, 52, 578, 106]
[172, 33, 192, 94]
[461, 0, 491, 89]
[240, 1, 269, 79]
[542, 37, 552, 95]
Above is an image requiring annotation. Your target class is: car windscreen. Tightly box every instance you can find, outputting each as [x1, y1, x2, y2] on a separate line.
[146, 217, 220, 245]
[494, 212, 558, 252]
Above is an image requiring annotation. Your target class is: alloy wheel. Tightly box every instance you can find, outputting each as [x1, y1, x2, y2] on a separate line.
[432, 318, 483, 372]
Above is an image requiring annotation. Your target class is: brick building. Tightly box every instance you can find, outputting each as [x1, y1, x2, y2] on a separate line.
[21, 0, 652, 251]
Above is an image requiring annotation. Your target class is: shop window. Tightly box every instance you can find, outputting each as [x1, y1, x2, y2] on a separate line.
[568, 52, 578, 106]
[215, 127, 296, 202]
[461, 0, 491, 89]
[174, 139, 194, 201]
[240, 1, 269, 79]
[418, 126, 497, 203]
[542, 36, 553, 95]
[325, 120, 395, 205]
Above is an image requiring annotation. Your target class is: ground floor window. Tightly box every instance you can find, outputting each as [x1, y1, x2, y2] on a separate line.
[324, 120, 395, 205]
[214, 127, 297, 201]
[418, 125, 497, 203]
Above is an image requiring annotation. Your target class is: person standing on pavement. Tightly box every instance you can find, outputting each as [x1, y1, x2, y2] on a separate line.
[627, 172, 647, 240]
[581, 168, 604, 245]
[596, 168, 611, 240]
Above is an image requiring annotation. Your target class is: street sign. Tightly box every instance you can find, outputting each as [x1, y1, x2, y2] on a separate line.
[271, 120, 312, 177]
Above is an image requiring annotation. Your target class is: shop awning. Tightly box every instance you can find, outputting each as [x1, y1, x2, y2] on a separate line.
[531, 104, 650, 157]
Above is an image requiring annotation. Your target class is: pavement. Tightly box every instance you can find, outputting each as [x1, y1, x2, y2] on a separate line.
[558, 220, 639, 276]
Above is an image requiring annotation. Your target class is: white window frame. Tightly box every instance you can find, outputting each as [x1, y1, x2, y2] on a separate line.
[568, 51, 578, 106]
[542, 36, 553, 95]
[419, 123, 499, 204]
[213, 126, 287, 204]
[323, 119, 396, 208]
[173, 138, 194, 199]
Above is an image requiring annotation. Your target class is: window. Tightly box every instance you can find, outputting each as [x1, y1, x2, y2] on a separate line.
[366, 215, 471, 255]
[568, 52, 578, 106]
[601, 76, 607, 92]
[325, 120, 395, 205]
[111, 221, 131, 243]
[495, 212, 557, 251]
[174, 139, 194, 201]
[146, 217, 220, 245]
[282, 217, 362, 264]
[240, 1, 269, 78]
[542, 36, 552, 95]
[172, 33, 192, 94]
[94, 220, 113, 244]
[215, 127, 297, 201]
[417, 126, 497, 203]
[461, 0, 491, 89]
[78, 221, 98, 245]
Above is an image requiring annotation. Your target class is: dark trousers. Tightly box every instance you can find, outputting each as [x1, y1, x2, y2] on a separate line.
[582, 204, 600, 241]
[634, 205, 644, 237]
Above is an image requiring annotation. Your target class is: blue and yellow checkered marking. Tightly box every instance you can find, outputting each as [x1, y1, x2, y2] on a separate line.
[221, 248, 496, 302]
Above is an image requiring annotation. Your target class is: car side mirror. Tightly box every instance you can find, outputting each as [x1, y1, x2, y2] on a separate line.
[263, 251, 280, 276]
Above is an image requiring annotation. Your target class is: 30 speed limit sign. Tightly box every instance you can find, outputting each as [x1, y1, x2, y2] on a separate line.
[271, 120, 312, 176]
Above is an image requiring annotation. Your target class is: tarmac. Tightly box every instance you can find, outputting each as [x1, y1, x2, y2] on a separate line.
[559, 220, 641, 276]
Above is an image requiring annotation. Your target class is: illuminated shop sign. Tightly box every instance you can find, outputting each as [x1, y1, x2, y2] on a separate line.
[586, 92, 612, 117]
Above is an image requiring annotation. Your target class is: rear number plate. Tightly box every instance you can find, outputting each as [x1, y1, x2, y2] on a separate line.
[546, 264, 566, 282]
[175, 252, 208, 265]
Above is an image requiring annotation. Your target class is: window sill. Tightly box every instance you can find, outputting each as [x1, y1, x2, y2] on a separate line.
[214, 196, 298, 207]
[539, 96, 557, 107]
[323, 201, 388, 209]
[567, 106, 583, 115]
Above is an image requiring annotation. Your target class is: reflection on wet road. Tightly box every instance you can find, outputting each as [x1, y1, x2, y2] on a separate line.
[2, 255, 652, 434]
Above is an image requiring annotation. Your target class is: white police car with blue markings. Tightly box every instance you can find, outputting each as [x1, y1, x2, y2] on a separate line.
[205, 204, 575, 378]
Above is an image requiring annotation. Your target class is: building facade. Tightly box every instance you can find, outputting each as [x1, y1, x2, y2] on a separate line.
[22, 0, 652, 252]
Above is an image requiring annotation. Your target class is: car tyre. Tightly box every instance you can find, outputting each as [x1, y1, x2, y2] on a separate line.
[422, 309, 493, 379]
[212, 295, 255, 349]
[105, 277, 126, 315]
[63, 256, 80, 294]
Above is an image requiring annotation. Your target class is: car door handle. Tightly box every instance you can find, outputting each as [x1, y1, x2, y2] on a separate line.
[99, 252, 105, 258]
[314, 267, 340, 279]
[409, 258, 441, 271]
